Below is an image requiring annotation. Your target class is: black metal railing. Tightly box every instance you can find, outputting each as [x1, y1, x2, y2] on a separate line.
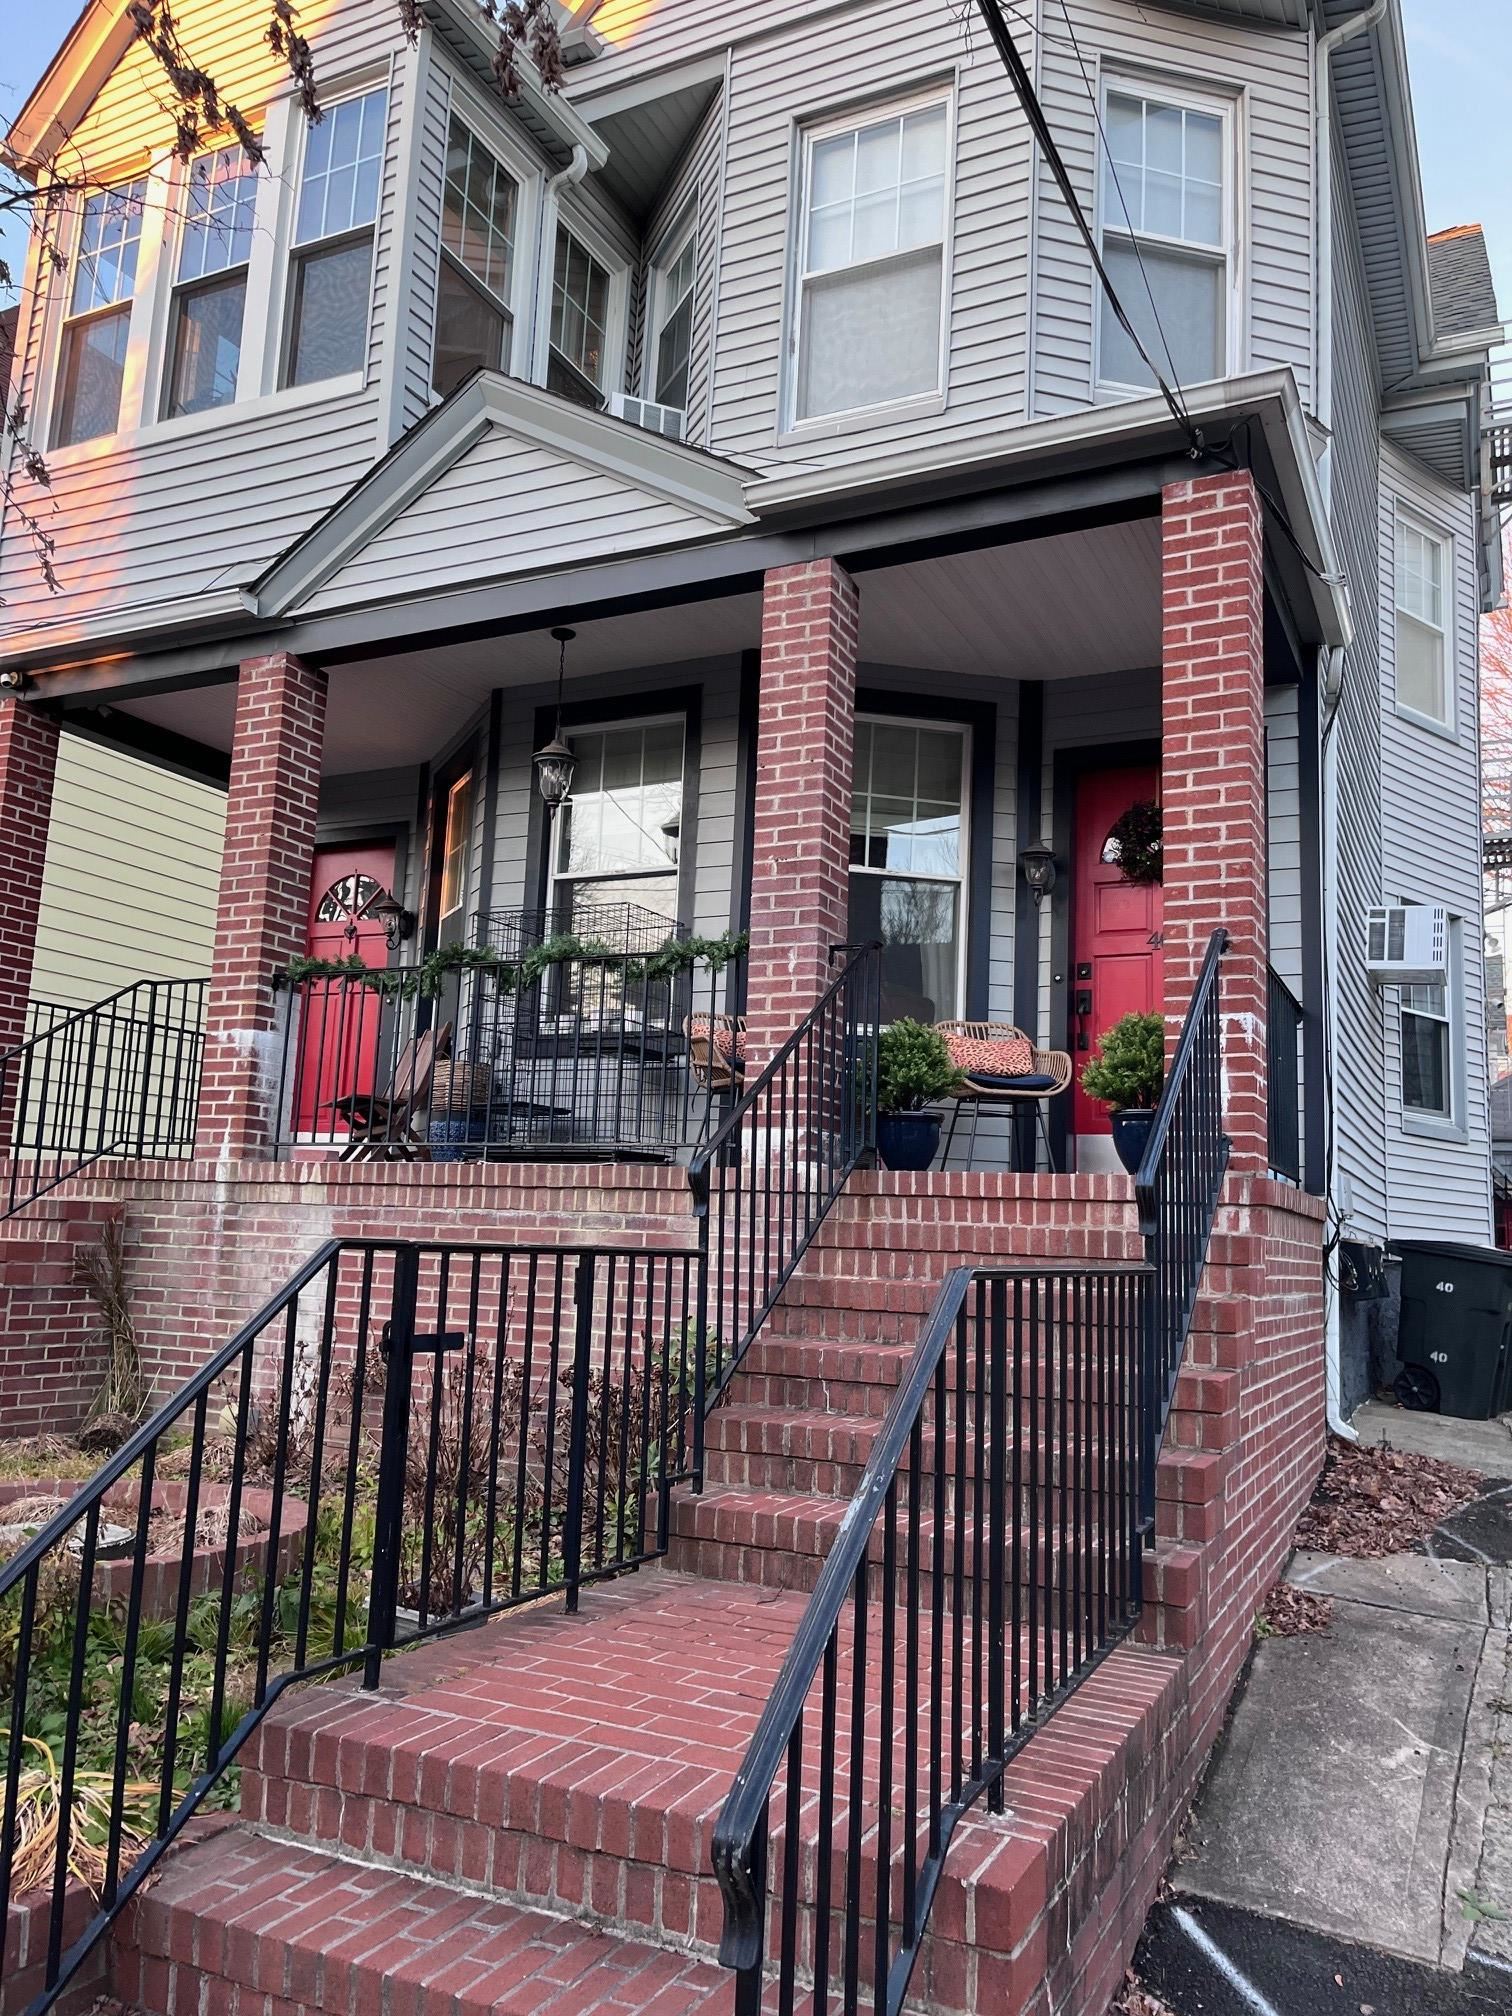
[1134, 929, 1231, 1532]
[687, 945, 881, 1463]
[711, 1265, 1149, 2015]
[274, 949, 745, 1161]
[0, 980, 207, 1217]
[1266, 966, 1303, 1185]
[0, 1235, 703, 2015]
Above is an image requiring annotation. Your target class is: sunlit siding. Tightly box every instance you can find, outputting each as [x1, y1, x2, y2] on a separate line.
[30, 737, 225, 1009]
[638, 94, 725, 448]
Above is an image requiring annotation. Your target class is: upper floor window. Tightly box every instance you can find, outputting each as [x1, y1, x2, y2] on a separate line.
[1401, 978, 1453, 1121]
[647, 217, 696, 412]
[434, 114, 519, 397]
[549, 224, 612, 407]
[164, 144, 257, 418]
[792, 92, 950, 427]
[53, 179, 147, 447]
[1395, 514, 1453, 730]
[285, 84, 387, 388]
[1097, 84, 1233, 394]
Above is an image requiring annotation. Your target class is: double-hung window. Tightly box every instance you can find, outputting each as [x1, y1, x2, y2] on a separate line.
[647, 218, 696, 413]
[1395, 514, 1453, 729]
[848, 717, 969, 1023]
[793, 92, 950, 426]
[1097, 83, 1232, 393]
[549, 225, 612, 408]
[53, 180, 148, 447]
[164, 145, 257, 417]
[285, 84, 387, 388]
[434, 115, 519, 397]
[549, 719, 685, 934]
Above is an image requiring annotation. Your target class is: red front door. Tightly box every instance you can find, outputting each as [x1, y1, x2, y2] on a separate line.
[294, 843, 397, 1137]
[1070, 767, 1163, 1142]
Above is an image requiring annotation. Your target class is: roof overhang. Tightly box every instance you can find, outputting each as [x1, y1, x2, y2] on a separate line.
[423, 0, 608, 172]
[2, 0, 136, 176]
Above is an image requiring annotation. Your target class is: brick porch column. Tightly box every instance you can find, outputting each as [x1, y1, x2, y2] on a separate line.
[0, 698, 61, 1058]
[745, 559, 860, 1064]
[197, 654, 326, 1162]
[1161, 472, 1268, 1173]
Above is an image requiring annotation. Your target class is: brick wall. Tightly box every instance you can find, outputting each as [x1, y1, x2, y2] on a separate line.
[197, 655, 327, 1163]
[0, 1200, 119, 1436]
[745, 560, 860, 1064]
[0, 700, 60, 1060]
[1161, 473, 1268, 1172]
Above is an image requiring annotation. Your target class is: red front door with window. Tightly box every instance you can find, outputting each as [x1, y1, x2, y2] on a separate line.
[1070, 767, 1163, 1144]
[294, 843, 397, 1137]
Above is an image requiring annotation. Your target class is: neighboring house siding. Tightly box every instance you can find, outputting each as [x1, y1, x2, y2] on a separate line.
[30, 737, 225, 1008]
[1377, 442, 1493, 1243]
[1265, 684, 1303, 997]
[1327, 129, 1388, 1245]
[0, 0, 409, 630]
[1031, 0, 1315, 418]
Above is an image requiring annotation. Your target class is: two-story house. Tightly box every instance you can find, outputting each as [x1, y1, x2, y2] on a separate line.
[0, 4, 1499, 2015]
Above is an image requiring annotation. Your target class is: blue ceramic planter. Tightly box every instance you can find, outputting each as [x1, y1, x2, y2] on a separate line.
[877, 1110, 943, 1172]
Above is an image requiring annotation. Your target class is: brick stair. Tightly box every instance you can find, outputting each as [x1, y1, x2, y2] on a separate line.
[104, 1207, 1230, 2016]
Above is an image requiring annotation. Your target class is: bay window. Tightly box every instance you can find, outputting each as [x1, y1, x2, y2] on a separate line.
[1097, 83, 1233, 393]
[792, 92, 951, 426]
[648, 217, 696, 413]
[53, 179, 148, 447]
[549, 225, 612, 408]
[285, 84, 387, 388]
[1395, 514, 1452, 729]
[164, 144, 257, 417]
[848, 717, 969, 1023]
[434, 115, 519, 397]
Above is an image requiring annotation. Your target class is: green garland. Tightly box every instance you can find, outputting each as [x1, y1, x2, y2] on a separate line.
[282, 928, 750, 1001]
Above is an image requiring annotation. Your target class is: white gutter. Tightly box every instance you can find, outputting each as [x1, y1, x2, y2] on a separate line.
[1315, 0, 1387, 1444]
[529, 142, 590, 385]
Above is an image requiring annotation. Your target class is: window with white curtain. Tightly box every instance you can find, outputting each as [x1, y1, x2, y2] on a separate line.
[1097, 82, 1233, 393]
[792, 91, 951, 426]
[1395, 513, 1453, 729]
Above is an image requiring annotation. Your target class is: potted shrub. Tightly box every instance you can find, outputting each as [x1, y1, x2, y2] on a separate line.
[875, 1021, 962, 1172]
[1079, 1012, 1166, 1174]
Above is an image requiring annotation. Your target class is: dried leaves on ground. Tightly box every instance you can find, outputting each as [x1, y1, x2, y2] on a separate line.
[1294, 1438, 1482, 1558]
[1258, 1581, 1334, 1638]
[1109, 1975, 1176, 2016]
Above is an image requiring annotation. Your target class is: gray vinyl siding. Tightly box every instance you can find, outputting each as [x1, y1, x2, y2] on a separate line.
[1377, 443, 1493, 1245]
[1265, 683, 1302, 994]
[705, 0, 1035, 471]
[1326, 128, 1389, 1245]
[1031, 0, 1314, 417]
[638, 95, 726, 447]
[400, 42, 455, 436]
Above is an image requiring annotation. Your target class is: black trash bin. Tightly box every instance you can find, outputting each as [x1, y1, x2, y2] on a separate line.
[1393, 1240, 1512, 1419]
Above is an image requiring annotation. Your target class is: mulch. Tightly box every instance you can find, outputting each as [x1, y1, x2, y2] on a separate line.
[1293, 1437, 1482, 1559]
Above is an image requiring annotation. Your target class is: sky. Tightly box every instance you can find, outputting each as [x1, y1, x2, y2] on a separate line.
[1, 0, 1509, 349]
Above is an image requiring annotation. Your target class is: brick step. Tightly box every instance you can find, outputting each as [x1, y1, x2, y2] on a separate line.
[232, 1574, 1185, 2015]
[117, 1826, 734, 2016]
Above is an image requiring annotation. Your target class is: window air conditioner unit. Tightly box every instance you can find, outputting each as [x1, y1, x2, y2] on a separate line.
[607, 392, 686, 441]
[1364, 904, 1449, 985]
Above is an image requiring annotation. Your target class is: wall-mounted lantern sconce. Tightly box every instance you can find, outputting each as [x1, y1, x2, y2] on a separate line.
[370, 893, 416, 951]
[1018, 844, 1058, 906]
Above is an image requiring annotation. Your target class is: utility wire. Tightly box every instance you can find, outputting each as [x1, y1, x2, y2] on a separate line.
[968, 0, 1202, 449]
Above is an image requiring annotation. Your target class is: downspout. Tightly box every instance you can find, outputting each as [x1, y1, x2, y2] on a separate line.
[1315, 0, 1387, 1441]
[529, 143, 590, 384]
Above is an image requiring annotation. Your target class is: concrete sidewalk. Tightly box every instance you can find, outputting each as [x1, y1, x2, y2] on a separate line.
[1135, 1407, 1512, 2011]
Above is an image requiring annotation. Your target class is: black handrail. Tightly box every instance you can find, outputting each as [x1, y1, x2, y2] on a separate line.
[711, 1264, 1149, 2014]
[0, 979, 207, 1217]
[0, 1234, 703, 2016]
[686, 944, 881, 1475]
[1134, 928, 1231, 1532]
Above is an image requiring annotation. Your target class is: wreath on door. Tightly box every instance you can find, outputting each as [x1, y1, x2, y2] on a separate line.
[1103, 800, 1163, 886]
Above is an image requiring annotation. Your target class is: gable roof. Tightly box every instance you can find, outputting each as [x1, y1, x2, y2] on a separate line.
[1427, 225, 1501, 341]
[248, 371, 754, 620]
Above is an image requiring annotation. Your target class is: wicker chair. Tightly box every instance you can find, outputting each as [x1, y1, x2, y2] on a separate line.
[934, 1021, 1072, 1172]
[685, 1013, 746, 1141]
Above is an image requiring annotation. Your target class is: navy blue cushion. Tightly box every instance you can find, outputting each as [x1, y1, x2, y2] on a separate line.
[963, 1073, 1058, 1092]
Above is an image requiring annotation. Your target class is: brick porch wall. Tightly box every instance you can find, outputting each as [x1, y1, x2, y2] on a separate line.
[0, 699, 60, 1061]
[197, 655, 327, 1164]
[0, 1200, 119, 1437]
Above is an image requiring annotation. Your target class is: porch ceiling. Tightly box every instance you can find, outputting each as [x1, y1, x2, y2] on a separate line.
[108, 517, 1162, 775]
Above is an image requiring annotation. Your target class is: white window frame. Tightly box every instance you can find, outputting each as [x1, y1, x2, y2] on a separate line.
[784, 82, 957, 438]
[544, 210, 629, 407]
[1400, 915, 1465, 1137]
[1093, 71, 1242, 400]
[46, 171, 162, 452]
[160, 141, 260, 421]
[643, 208, 698, 413]
[849, 711, 972, 1022]
[1393, 507, 1457, 738]
[545, 712, 687, 928]
[280, 78, 390, 393]
[433, 108, 525, 394]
